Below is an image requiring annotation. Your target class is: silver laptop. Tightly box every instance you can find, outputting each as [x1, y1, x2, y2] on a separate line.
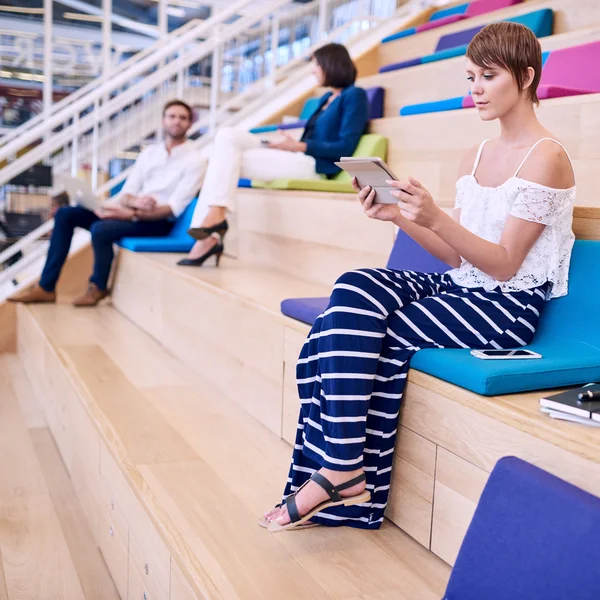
[54, 175, 101, 211]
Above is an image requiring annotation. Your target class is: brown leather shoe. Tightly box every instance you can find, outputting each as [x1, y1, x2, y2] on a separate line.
[7, 283, 56, 304]
[72, 283, 108, 307]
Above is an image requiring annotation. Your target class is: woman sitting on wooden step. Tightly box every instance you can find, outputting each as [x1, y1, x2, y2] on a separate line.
[262, 22, 576, 532]
[177, 43, 369, 267]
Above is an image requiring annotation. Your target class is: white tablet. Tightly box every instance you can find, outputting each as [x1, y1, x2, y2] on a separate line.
[334, 157, 401, 205]
[54, 175, 101, 211]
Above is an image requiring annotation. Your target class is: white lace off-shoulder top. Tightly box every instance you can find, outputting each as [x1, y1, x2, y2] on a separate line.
[448, 138, 576, 299]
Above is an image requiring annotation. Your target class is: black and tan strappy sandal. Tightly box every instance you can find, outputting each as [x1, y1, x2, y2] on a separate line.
[267, 472, 370, 533]
[257, 503, 320, 530]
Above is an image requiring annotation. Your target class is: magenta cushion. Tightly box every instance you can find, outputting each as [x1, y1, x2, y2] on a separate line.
[465, 0, 522, 17]
[537, 85, 596, 99]
[540, 41, 600, 92]
[416, 14, 466, 32]
[462, 96, 475, 108]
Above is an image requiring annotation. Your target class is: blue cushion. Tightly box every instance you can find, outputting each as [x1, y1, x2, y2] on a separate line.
[436, 24, 484, 51]
[365, 87, 385, 119]
[445, 457, 600, 600]
[281, 297, 329, 324]
[507, 7, 553, 38]
[400, 95, 465, 116]
[118, 198, 197, 253]
[381, 27, 417, 44]
[387, 229, 450, 272]
[379, 57, 422, 73]
[412, 240, 600, 395]
[238, 178, 253, 188]
[422, 44, 470, 63]
[430, 2, 468, 21]
[249, 124, 279, 134]
[299, 97, 322, 121]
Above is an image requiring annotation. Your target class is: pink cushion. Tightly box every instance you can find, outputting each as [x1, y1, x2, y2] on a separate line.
[416, 14, 466, 32]
[540, 41, 600, 92]
[462, 96, 475, 108]
[536, 85, 595, 99]
[465, 0, 522, 17]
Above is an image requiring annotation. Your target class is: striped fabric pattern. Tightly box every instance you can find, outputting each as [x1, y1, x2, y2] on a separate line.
[283, 268, 548, 529]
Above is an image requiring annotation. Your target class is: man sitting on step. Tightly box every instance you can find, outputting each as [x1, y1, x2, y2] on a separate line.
[9, 100, 202, 308]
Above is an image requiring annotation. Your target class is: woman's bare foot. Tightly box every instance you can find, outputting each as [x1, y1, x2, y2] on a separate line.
[201, 206, 226, 229]
[187, 236, 218, 260]
[264, 467, 366, 527]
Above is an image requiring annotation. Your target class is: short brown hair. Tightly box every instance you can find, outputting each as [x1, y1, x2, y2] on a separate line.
[312, 43, 357, 88]
[163, 99, 193, 121]
[467, 22, 542, 104]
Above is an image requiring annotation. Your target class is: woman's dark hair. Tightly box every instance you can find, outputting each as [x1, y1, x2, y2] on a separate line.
[312, 43, 357, 88]
[162, 99, 193, 121]
[51, 191, 70, 207]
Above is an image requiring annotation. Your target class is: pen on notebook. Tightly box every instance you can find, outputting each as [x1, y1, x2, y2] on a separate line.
[577, 390, 600, 402]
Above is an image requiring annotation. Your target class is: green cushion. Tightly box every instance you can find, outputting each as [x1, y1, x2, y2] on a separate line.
[258, 134, 388, 192]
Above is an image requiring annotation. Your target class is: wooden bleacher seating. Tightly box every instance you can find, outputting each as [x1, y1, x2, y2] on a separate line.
[3, 0, 600, 596]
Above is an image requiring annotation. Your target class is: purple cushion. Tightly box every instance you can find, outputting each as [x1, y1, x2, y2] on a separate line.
[465, 0, 521, 17]
[435, 24, 485, 51]
[537, 84, 595, 99]
[278, 120, 308, 131]
[281, 297, 329, 324]
[365, 87, 385, 119]
[416, 14, 466, 32]
[379, 57, 422, 73]
[445, 457, 600, 600]
[386, 229, 450, 272]
[540, 41, 600, 92]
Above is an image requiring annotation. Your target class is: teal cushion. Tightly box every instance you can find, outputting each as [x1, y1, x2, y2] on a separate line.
[411, 241, 600, 395]
[430, 2, 468, 21]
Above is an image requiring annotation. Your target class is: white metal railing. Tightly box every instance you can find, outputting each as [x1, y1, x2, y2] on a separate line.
[0, 0, 425, 291]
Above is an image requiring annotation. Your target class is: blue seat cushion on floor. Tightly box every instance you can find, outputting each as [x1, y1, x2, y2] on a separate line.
[400, 96, 465, 116]
[412, 240, 600, 395]
[421, 44, 470, 63]
[238, 178, 253, 188]
[379, 57, 422, 73]
[444, 456, 600, 600]
[430, 2, 469, 21]
[365, 87, 385, 119]
[381, 27, 417, 43]
[281, 297, 329, 325]
[118, 198, 197, 253]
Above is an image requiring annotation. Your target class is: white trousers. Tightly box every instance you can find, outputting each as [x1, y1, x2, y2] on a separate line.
[190, 127, 321, 227]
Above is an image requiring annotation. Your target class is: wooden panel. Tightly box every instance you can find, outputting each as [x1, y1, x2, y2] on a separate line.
[55, 244, 94, 298]
[0, 303, 16, 353]
[99, 445, 173, 598]
[98, 503, 129, 600]
[0, 494, 86, 599]
[128, 532, 169, 600]
[30, 428, 120, 600]
[401, 379, 600, 499]
[360, 26, 600, 117]
[431, 448, 488, 566]
[235, 189, 394, 286]
[170, 561, 199, 600]
[573, 206, 600, 240]
[370, 95, 600, 209]
[113, 252, 291, 436]
[386, 427, 436, 548]
[378, 0, 600, 67]
[62, 345, 198, 467]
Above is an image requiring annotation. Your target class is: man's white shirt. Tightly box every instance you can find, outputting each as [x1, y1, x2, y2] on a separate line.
[120, 141, 203, 217]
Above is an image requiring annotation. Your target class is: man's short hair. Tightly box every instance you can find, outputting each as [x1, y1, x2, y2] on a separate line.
[467, 22, 543, 104]
[163, 99, 193, 121]
[51, 191, 70, 206]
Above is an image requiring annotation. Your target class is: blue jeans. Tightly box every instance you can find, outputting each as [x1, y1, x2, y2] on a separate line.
[40, 205, 173, 292]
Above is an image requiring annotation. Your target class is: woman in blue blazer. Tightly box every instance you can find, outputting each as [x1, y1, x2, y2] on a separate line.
[179, 43, 369, 266]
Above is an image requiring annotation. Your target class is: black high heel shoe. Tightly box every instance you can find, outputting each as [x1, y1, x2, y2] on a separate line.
[177, 241, 224, 267]
[187, 219, 228, 241]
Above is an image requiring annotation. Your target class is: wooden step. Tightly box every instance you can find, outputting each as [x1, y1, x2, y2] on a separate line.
[0, 356, 119, 600]
[109, 246, 600, 568]
[16, 302, 451, 600]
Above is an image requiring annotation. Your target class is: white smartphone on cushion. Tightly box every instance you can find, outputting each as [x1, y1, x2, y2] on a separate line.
[334, 157, 404, 204]
[470, 349, 542, 360]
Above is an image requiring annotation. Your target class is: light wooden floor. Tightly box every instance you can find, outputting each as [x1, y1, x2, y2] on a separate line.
[0, 355, 120, 600]
[17, 302, 452, 600]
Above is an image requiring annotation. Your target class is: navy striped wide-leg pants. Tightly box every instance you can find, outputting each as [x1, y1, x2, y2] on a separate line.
[283, 268, 548, 529]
